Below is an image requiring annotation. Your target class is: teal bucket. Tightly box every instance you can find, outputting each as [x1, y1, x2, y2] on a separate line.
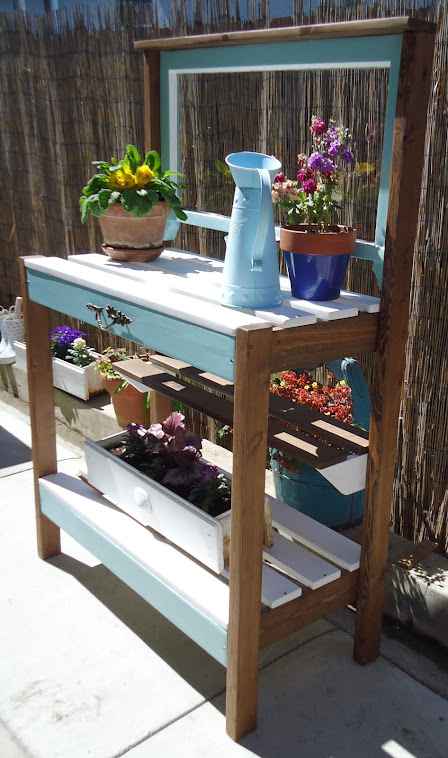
[270, 456, 364, 528]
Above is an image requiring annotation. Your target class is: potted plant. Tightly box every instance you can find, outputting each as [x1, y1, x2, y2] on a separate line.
[270, 370, 364, 527]
[94, 347, 150, 427]
[80, 145, 188, 261]
[272, 116, 356, 301]
[84, 411, 273, 573]
[14, 325, 104, 400]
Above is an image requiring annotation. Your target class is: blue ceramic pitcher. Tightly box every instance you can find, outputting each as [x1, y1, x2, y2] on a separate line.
[221, 152, 282, 309]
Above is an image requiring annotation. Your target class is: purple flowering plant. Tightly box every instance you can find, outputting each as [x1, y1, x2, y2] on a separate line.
[50, 326, 95, 367]
[272, 116, 355, 232]
[115, 412, 231, 517]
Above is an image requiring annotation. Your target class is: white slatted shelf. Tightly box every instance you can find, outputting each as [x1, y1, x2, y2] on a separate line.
[67, 252, 380, 326]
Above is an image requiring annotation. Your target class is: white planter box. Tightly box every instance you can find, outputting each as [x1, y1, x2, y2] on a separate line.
[14, 341, 104, 401]
[84, 432, 232, 574]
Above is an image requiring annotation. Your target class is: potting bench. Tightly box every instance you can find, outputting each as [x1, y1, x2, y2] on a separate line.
[21, 18, 435, 742]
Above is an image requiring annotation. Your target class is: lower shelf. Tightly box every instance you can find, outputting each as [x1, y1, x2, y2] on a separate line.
[38, 471, 361, 666]
[39, 473, 229, 665]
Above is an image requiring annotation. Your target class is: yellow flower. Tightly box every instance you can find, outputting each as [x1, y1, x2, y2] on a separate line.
[304, 385, 310, 390]
[107, 169, 136, 191]
[312, 382, 318, 387]
[339, 380, 345, 385]
[135, 164, 155, 189]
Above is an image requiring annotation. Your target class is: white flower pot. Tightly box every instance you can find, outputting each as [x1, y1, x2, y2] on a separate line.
[13, 342, 104, 401]
[84, 432, 232, 574]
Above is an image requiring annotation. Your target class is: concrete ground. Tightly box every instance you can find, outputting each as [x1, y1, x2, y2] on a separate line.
[0, 387, 447, 758]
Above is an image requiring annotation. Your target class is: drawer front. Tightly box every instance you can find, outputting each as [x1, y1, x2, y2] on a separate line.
[26, 267, 236, 381]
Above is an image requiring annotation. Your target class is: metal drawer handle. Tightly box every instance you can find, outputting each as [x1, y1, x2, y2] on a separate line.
[86, 303, 132, 331]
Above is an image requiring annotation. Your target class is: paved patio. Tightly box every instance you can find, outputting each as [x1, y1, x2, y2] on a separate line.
[0, 390, 447, 758]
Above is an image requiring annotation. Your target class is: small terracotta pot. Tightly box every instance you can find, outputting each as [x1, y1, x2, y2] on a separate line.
[280, 224, 357, 256]
[99, 202, 171, 250]
[101, 376, 150, 428]
[280, 224, 357, 301]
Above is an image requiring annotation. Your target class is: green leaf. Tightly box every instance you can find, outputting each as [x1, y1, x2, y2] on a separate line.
[90, 199, 103, 217]
[83, 174, 109, 195]
[91, 161, 111, 171]
[214, 160, 229, 175]
[126, 145, 141, 173]
[109, 191, 120, 205]
[145, 150, 161, 172]
[121, 189, 138, 213]
[98, 188, 112, 210]
[162, 170, 186, 180]
[133, 194, 151, 217]
[173, 206, 188, 221]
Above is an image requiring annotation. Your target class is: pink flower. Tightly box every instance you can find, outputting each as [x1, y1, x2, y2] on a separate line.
[297, 167, 313, 182]
[302, 179, 317, 195]
[296, 153, 308, 167]
[310, 116, 326, 136]
[274, 172, 286, 183]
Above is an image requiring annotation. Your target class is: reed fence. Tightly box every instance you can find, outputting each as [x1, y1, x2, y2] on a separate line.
[0, 0, 446, 553]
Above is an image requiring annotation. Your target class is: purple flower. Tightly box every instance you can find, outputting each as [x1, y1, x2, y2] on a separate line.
[320, 157, 335, 175]
[328, 141, 340, 157]
[126, 422, 144, 436]
[341, 148, 354, 165]
[308, 152, 326, 171]
[302, 179, 317, 195]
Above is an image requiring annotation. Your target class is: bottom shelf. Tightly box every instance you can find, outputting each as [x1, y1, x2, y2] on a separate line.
[39, 473, 229, 665]
[38, 472, 361, 667]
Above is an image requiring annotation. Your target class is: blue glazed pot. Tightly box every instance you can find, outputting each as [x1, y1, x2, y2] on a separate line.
[270, 456, 364, 528]
[284, 250, 351, 300]
[280, 225, 357, 301]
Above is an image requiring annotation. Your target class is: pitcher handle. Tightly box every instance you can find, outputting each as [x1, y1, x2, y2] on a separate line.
[251, 168, 272, 272]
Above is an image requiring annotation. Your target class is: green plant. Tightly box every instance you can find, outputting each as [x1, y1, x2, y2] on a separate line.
[93, 346, 129, 379]
[272, 116, 355, 232]
[80, 145, 188, 223]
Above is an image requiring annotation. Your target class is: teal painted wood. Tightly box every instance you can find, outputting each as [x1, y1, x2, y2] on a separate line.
[26, 268, 236, 381]
[160, 35, 403, 185]
[375, 45, 401, 250]
[39, 483, 228, 666]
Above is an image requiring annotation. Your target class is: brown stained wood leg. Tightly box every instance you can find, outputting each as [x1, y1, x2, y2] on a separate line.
[149, 389, 172, 424]
[225, 324, 272, 742]
[354, 29, 435, 665]
[143, 50, 161, 154]
[19, 258, 60, 559]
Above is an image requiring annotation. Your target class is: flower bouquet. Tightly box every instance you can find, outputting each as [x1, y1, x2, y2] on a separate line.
[272, 116, 357, 301]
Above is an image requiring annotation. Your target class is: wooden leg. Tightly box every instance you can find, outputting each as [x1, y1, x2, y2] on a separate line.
[354, 29, 435, 664]
[149, 390, 172, 424]
[20, 259, 60, 559]
[226, 324, 272, 741]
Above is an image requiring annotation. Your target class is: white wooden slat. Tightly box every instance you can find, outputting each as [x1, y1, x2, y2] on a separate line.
[222, 563, 302, 609]
[263, 533, 341, 589]
[39, 473, 230, 629]
[337, 290, 380, 313]
[69, 254, 317, 327]
[317, 453, 367, 495]
[282, 296, 359, 321]
[268, 495, 361, 572]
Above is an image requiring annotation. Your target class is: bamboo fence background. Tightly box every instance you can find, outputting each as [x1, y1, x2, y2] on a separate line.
[0, 0, 447, 553]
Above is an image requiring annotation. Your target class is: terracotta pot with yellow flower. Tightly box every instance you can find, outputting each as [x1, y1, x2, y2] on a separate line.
[80, 146, 187, 262]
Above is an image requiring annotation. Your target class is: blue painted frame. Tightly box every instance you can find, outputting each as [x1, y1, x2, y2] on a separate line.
[160, 33, 403, 288]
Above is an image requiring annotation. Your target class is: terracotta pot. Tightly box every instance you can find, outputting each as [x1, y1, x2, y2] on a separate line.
[101, 376, 150, 428]
[98, 202, 171, 251]
[280, 224, 357, 256]
[280, 224, 357, 301]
